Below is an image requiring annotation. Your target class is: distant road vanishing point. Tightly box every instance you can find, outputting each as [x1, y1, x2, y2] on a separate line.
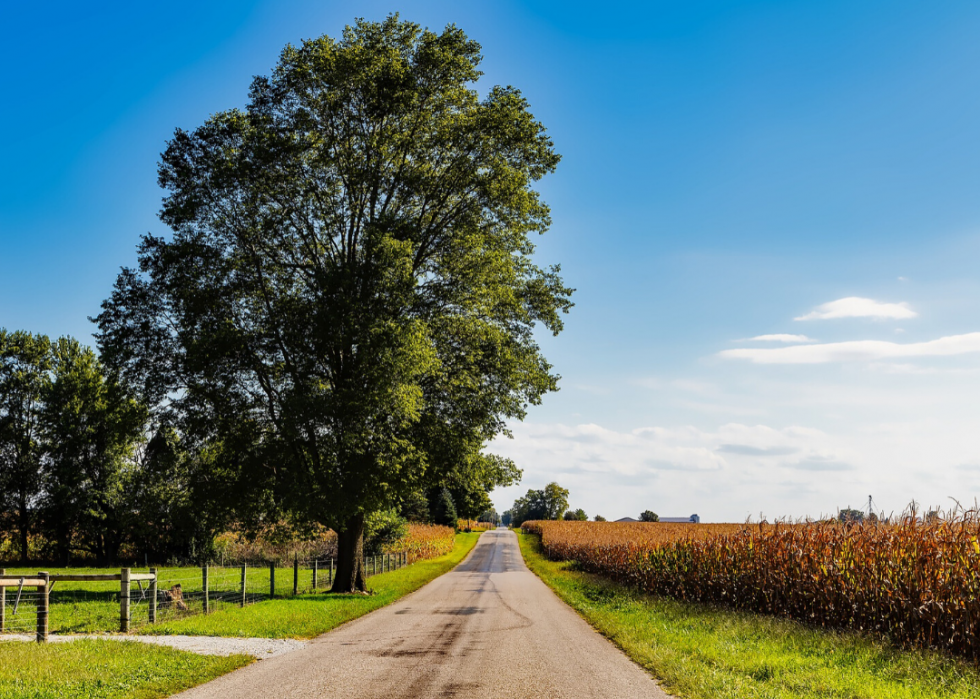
[175, 529, 671, 698]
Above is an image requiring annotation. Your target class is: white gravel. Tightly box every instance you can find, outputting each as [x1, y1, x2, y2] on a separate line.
[0, 633, 306, 658]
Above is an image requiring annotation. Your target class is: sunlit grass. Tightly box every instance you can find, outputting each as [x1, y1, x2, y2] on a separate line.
[0, 639, 250, 699]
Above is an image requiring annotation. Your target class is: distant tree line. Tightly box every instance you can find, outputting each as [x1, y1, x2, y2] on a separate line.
[501, 490, 666, 526]
[504, 482, 591, 527]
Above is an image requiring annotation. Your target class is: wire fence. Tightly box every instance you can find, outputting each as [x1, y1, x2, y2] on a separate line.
[0, 574, 45, 637]
[1, 552, 410, 639]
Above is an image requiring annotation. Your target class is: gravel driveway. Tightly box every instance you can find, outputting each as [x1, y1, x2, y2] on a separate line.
[0, 633, 305, 658]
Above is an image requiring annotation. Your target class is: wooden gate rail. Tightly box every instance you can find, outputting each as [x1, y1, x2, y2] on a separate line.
[0, 573, 48, 642]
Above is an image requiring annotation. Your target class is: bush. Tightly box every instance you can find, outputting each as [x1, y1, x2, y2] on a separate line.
[364, 509, 409, 556]
[431, 487, 458, 529]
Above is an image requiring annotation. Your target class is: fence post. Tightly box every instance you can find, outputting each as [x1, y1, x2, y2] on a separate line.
[269, 562, 275, 599]
[1, 568, 6, 632]
[120, 568, 130, 632]
[202, 565, 209, 614]
[36, 572, 49, 643]
[329, 558, 334, 587]
[149, 568, 157, 624]
[241, 564, 247, 607]
[312, 559, 318, 590]
[293, 554, 299, 595]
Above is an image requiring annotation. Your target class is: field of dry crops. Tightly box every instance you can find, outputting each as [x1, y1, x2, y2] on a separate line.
[384, 523, 456, 561]
[522, 516, 980, 662]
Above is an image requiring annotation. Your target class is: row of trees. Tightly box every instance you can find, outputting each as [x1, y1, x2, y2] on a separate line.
[0, 330, 157, 565]
[0, 328, 516, 565]
[3, 17, 571, 592]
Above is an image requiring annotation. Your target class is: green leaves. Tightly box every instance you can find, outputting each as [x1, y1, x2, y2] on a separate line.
[0, 331, 148, 564]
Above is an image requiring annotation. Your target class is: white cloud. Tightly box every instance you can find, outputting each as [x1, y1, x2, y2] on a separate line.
[744, 334, 815, 343]
[488, 421, 859, 521]
[719, 332, 980, 364]
[795, 297, 917, 321]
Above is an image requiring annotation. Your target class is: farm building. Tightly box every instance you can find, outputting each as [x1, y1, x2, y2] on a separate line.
[614, 516, 638, 522]
[660, 515, 701, 523]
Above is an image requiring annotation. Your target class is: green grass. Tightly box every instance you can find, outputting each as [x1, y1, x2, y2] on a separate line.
[518, 532, 980, 699]
[0, 639, 251, 699]
[1, 555, 415, 634]
[144, 532, 481, 638]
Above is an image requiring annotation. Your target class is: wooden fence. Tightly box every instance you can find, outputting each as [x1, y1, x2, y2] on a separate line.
[0, 551, 409, 642]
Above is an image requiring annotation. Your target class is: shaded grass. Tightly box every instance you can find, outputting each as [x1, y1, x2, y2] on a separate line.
[0, 639, 250, 699]
[145, 532, 481, 638]
[518, 532, 980, 699]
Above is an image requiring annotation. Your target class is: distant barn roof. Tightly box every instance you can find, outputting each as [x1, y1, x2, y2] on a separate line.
[614, 517, 638, 522]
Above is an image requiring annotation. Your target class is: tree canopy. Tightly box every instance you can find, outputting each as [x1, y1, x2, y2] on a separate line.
[0, 331, 153, 565]
[95, 16, 570, 591]
[508, 482, 570, 526]
[0, 330, 51, 563]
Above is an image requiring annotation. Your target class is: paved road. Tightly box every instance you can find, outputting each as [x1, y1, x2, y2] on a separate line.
[175, 529, 671, 698]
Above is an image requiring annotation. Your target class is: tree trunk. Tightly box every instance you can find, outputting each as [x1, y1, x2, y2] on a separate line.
[331, 513, 367, 593]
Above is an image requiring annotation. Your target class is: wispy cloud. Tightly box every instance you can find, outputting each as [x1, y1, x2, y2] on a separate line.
[789, 458, 854, 472]
[795, 297, 917, 321]
[744, 334, 815, 343]
[719, 332, 980, 364]
[717, 444, 798, 456]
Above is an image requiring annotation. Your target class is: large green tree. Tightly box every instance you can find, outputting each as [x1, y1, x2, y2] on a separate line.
[96, 16, 571, 591]
[0, 330, 51, 563]
[509, 482, 570, 526]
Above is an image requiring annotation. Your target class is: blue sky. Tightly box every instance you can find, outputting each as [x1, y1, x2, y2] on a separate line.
[3, 1, 980, 521]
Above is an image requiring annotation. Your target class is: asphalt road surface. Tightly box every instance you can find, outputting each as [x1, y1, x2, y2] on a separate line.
[175, 529, 671, 698]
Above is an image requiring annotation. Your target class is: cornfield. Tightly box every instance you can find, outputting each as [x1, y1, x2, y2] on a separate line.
[523, 513, 980, 661]
[384, 523, 456, 561]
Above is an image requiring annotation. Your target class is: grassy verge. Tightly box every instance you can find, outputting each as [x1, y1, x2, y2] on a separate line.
[145, 532, 481, 638]
[518, 532, 980, 699]
[0, 639, 250, 699]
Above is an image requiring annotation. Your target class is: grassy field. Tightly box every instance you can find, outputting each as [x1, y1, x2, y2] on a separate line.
[145, 532, 481, 638]
[518, 532, 980, 699]
[1, 553, 414, 634]
[0, 639, 251, 699]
